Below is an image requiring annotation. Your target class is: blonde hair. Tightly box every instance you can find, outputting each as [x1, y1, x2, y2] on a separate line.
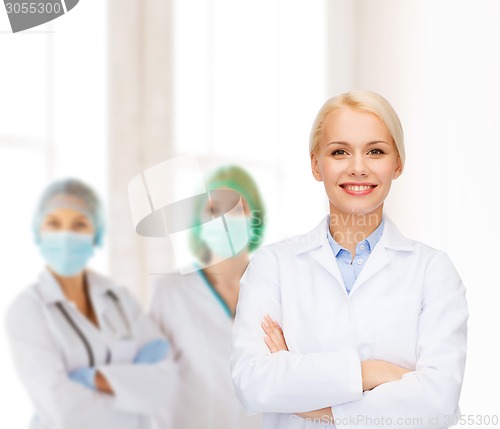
[309, 90, 405, 170]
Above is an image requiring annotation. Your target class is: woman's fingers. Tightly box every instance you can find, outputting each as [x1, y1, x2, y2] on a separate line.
[264, 335, 279, 353]
[261, 315, 289, 352]
[262, 316, 282, 345]
[261, 317, 278, 352]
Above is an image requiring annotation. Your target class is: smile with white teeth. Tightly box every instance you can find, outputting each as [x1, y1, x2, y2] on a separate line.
[341, 185, 375, 191]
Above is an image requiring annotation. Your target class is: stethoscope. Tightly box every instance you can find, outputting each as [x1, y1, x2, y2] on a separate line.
[56, 290, 132, 367]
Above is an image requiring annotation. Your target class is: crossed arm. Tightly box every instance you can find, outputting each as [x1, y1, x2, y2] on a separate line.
[261, 315, 412, 422]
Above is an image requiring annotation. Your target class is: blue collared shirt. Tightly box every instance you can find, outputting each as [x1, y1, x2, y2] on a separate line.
[326, 218, 385, 294]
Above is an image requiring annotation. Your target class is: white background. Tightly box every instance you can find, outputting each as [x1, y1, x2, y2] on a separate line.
[0, 0, 499, 427]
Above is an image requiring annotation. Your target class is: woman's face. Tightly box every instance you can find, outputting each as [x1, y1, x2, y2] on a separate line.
[311, 107, 402, 218]
[198, 187, 252, 261]
[201, 187, 251, 219]
[40, 208, 94, 235]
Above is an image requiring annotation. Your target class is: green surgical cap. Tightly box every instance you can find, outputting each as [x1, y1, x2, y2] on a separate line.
[190, 165, 266, 261]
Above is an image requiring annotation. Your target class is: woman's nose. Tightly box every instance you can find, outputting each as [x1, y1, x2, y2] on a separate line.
[346, 155, 369, 176]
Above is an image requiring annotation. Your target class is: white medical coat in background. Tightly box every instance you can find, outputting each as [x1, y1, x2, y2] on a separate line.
[5, 269, 178, 429]
[231, 215, 468, 429]
[149, 273, 262, 429]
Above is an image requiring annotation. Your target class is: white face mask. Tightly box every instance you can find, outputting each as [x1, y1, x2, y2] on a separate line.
[199, 215, 251, 260]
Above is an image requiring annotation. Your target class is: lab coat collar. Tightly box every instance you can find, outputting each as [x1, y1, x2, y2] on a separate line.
[290, 214, 414, 255]
[288, 215, 331, 255]
[288, 214, 414, 296]
[37, 270, 66, 304]
[349, 216, 414, 296]
[37, 269, 114, 305]
[287, 216, 346, 289]
[378, 215, 414, 252]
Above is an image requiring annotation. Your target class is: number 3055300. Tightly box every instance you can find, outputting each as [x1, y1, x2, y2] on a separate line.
[5, 2, 62, 14]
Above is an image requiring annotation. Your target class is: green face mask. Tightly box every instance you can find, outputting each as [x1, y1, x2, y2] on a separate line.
[199, 215, 251, 260]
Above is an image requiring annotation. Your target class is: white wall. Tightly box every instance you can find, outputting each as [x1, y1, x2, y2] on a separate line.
[340, 0, 500, 422]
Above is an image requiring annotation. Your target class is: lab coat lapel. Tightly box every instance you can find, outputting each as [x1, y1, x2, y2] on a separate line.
[310, 242, 345, 290]
[37, 269, 66, 304]
[348, 241, 389, 296]
[293, 216, 345, 291]
[85, 271, 119, 334]
[349, 215, 414, 297]
[86, 271, 111, 314]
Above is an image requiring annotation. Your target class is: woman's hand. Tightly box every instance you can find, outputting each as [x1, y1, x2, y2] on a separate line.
[68, 367, 97, 390]
[361, 360, 412, 391]
[68, 368, 113, 394]
[133, 339, 170, 364]
[261, 315, 288, 352]
[295, 407, 334, 423]
[95, 371, 114, 394]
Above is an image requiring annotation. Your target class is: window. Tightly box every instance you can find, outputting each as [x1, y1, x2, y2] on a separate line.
[172, 0, 330, 244]
[0, 2, 107, 424]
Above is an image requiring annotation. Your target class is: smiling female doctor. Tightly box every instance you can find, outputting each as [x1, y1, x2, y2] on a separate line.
[231, 90, 468, 429]
[5, 179, 177, 429]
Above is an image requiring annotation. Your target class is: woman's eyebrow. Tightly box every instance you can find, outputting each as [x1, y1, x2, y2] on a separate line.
[366, 140, 389, 145]
[327, 140, 389, 146]
[327, 141, 350, 146]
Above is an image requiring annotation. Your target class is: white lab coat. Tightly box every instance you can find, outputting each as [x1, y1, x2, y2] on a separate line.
[231, 215, 468, 429]
[5, 269, 178, 429]
[149, 272, 262, 429]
